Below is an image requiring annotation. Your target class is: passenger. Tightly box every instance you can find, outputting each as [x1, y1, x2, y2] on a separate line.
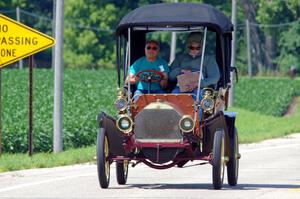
[126, 40, 169, 98]
[169, 32, 220, 97]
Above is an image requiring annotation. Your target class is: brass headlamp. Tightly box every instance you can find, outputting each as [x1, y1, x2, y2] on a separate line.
[116, 114, 133, 134]
[179, 115, 195, 133]
[200, 88, 215, 112]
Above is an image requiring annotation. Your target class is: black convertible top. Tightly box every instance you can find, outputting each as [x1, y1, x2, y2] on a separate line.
[116, 3, 233, 35]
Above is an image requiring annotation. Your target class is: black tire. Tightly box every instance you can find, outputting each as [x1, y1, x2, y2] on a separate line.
[116, 160, 129, 185]
[227, 127, 239, 186]
[97, 128, 110, 188]
[176, 160, 188, 168]
[212, 129, 225, 190]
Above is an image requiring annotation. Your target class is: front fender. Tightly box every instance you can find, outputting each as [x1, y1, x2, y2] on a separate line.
[97, 112, 126, 156]
[202, 111, 230, 157]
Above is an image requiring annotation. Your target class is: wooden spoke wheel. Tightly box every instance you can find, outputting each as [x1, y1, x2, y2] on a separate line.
[212, 129, 225, 190]
[97, 128, 110, 188]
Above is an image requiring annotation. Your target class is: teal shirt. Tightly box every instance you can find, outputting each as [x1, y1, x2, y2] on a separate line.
[130, 56, 169, 91]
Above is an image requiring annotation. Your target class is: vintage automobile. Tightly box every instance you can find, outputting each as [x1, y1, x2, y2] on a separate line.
[96, 3, 240, 189]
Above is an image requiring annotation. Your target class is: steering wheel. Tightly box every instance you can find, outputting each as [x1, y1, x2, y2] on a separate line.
[136, 69, 164, 83]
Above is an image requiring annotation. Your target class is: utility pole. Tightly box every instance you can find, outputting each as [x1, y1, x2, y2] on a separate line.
[228, 0, 237, 107]
[169, 0, 178, 64]
[246, 19, 252, 77]
[53, 0, 64, 153]
[16, 7, 23, 69]
[52, 0, 56, 69]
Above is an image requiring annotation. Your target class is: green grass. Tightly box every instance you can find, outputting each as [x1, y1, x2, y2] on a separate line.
[0, 146, 96, 172]
[230, 97, 300, 143]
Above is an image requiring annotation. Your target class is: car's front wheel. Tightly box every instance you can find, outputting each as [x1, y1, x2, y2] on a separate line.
[97, 128, 110, 188]
[116, 160, 129, 185]
[212, 129, 225, 189]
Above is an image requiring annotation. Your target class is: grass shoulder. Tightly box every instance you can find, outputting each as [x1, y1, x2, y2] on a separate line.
[0, 146, 96, 173]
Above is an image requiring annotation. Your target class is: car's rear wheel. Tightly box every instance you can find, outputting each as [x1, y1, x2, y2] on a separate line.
[116, 160, 129, 185]
[97, 128, 110, 188]
[227, 127, 239, 186]
[212, 129, 225, 189]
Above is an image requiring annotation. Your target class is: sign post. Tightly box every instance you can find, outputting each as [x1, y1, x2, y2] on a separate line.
[28, 56, 33, 156]
[0, 14, 55, 155]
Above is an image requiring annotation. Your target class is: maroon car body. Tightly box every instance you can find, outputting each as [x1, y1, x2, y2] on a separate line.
[96, 3, 240, 189]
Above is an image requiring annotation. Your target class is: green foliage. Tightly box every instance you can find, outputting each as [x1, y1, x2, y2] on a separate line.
[234, 77, 300, 116]
[255, 0, 300, 74]
[256, 1, 293, 25]
[277, 24, 300, 73]
[2, 69, 116, 153]
[2, 69, 300, 153]
[64, 0, 125, 69]
[60, 0, 235, 69]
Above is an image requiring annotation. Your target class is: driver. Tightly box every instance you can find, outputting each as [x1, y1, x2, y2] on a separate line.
[126, 40, 169, 97]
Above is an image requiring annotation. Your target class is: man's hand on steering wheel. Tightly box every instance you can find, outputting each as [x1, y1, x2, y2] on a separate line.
[133, 75, 140, 83]
[136, 69, 165, 83]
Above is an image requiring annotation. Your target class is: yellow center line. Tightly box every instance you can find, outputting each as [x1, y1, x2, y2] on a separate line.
[288, 188, 300, 191]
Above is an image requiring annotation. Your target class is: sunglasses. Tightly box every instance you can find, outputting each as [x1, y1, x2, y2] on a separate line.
[146, 46, 158, 51]
[189, 46, 201, 51]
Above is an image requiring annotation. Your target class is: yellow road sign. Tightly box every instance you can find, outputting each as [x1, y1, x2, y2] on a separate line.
[0, 14, 55, 68]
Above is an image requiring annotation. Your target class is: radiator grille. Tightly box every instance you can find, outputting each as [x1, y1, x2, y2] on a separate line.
[134, 102, 182, 142]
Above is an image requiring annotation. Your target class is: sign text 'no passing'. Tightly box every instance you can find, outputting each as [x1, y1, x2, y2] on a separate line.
[0, 14, 55, 68]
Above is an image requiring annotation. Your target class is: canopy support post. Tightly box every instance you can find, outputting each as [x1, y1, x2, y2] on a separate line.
[194, 28, 207, 121]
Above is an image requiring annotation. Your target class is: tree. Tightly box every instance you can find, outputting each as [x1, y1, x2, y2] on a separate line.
[256, 0, 300, 74]
[64, 0, 116, 69]
[256, 0, 294, 73]
[240, 0, 264, 75]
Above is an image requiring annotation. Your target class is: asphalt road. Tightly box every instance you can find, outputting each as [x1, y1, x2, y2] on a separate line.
[0, 134, 300, 199]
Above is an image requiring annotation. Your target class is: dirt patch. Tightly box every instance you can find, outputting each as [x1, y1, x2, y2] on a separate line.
[284, 97, 298, 117]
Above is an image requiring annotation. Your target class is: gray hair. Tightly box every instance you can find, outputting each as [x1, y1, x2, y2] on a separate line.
[187, 32, 203, 44]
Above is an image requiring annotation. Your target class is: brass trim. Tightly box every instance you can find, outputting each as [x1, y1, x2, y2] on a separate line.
[114, 97, 128, 111]
[202, 87, 214, 96]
